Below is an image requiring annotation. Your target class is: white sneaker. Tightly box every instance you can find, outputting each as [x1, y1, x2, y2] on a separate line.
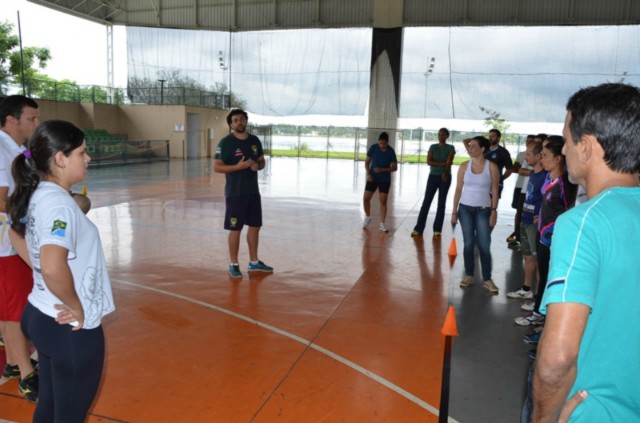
[514, 312, 545, 327]
[521, 301, 535, 311]
[379, 222, 389, 232]
[362, 216, 372, 228]
[507, 288, 534, 300]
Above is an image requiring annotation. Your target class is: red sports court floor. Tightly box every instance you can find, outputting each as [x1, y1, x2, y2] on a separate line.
[0, 157, 532, 422]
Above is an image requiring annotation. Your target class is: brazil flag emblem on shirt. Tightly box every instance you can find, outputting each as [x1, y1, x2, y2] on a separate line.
[51, 220, 67, 238]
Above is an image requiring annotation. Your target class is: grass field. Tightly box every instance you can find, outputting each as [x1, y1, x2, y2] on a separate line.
[269, 149, 469, 165]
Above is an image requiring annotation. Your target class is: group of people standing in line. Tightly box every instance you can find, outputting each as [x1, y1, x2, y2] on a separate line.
[0, 95, 114, 422]
[360, 83, 640, 422]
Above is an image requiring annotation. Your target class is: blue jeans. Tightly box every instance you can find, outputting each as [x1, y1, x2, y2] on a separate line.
[458, 204, 492, 281]
[414, 173, 451, 234]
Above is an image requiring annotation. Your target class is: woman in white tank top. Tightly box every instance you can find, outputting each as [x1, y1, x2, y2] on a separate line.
[451, 136, 500, 293]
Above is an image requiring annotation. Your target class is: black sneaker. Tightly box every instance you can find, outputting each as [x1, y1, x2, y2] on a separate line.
[228, 263, 242, 278]
[2, 363, 20, 379]
[18, 371, 38, 403]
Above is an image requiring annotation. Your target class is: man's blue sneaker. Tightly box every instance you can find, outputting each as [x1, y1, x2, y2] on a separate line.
[248, 260, 273, 273]
[523, 331, 541, 345]
[228, 264, 242, 278]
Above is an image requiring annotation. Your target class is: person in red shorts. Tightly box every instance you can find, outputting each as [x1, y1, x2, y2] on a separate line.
[0, 95, 40, 402]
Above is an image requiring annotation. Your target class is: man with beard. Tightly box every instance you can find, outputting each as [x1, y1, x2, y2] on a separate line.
[214, 109, 273, 279]
[485, 128, 514, 198]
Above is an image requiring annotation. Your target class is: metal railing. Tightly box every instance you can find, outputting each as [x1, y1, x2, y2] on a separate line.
[87, 139, 170, 166]
[0, 80, 230, 108]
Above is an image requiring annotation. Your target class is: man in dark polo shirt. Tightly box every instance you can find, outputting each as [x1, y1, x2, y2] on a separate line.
[214, 109, 273, 279]
[485, 128, 514, 198]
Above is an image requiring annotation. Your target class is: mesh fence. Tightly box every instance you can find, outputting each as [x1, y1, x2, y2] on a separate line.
[127, 25, 640, 123]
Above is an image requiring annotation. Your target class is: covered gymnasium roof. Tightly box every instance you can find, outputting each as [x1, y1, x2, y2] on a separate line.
[27, 0, 640, 31]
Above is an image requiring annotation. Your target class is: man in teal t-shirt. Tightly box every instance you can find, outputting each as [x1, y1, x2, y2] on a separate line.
[533, 83, 640, 422]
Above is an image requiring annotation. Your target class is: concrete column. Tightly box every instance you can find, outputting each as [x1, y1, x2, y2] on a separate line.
[367, 27, 403, 149]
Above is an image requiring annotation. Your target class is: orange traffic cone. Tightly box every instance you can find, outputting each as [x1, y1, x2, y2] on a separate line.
[441, 305, 459, 337]
[448, 238, 458, 256]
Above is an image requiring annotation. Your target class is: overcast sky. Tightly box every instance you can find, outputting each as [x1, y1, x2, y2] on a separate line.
[0, 0, 128, 87]
[2, 1, 637, 133]
[128, 24, 637, 127]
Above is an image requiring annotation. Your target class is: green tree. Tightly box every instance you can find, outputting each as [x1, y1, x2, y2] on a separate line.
[479, 106, 516, 144]
[127, 69, 246, 109]
[23, 74, 115, 104]
[0, 21, 51, 94]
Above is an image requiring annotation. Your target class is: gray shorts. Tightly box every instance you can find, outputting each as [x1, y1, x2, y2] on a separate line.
[520, 223, 539, 257]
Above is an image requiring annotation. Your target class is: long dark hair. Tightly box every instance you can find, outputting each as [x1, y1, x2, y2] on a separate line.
[9, 120, 85, 235]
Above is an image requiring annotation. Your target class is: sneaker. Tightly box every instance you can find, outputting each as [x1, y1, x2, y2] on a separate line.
[410, 230, 421, 237]
[460, 275, 474, 287]
[433, 232, 441, 237]
[18, 371, 38, 403]
[528, 348, 537, 360]
[515, 312, 545, 327]
[2, 363, 20, 380]
[228, 264, 242, 278]
[362, 216, 372, 228]
[379, 222, 389, 232]
[507, 288, 534, 300]
[523, 331, 542, 345]
[521, 301, 535, 311]
[483, 279, 499, 294]
[3, 358, 39, 379]
[248, 260, 273, 273]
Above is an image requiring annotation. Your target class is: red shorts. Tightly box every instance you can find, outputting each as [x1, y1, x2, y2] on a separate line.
[0, 255, 33, 322]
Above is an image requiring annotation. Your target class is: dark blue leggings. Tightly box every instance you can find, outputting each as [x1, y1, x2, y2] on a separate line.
[21, 302, 105, 423]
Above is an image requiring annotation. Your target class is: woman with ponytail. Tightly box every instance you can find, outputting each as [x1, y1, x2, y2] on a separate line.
[9, 120, 115, 423]
[514, 136, 577, 328]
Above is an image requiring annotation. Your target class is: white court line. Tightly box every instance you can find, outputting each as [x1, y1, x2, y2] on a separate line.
[112, 278, 461, 423]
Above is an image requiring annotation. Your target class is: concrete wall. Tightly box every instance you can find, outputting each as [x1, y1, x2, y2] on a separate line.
[34, 100, 231, 158]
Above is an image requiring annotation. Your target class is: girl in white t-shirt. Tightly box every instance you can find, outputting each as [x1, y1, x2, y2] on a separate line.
[8, 120, 115, 422]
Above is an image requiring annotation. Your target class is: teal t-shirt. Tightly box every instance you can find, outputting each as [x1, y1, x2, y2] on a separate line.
[541, 187, 640, 422]
[214, 133, 264, 197]
[428, 143, 455, 176]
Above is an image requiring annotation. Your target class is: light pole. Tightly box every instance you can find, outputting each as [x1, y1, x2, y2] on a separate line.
[158, 79, 166, 105]
[219, 50, 229, 104]
[423, 57, 436, 119]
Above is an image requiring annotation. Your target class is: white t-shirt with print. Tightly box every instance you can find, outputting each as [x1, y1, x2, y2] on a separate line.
[26, 182, 115, 329]
[0, 130, 26, 256]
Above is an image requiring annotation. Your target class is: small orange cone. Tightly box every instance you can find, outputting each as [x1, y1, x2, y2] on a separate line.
[82, 185, 87, 196]
[448, 238, 457, 256]
[441, 305, 459, 337]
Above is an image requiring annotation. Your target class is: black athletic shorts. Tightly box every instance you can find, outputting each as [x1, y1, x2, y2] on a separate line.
[224, 194, 262, 231]
[365, 180, 391, 194]
[511, 188, 523, 209]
